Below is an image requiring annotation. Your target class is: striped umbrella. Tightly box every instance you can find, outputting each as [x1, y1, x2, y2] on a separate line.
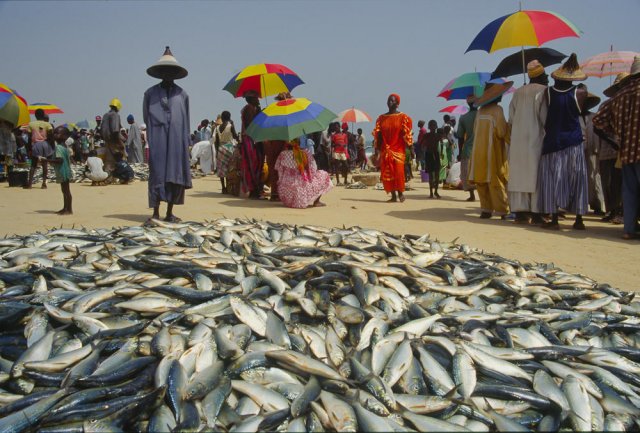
[223, 63, 304, 99]
[581, 50, 639, 78]
[28, 102, 64, 115]
[245, 98, 336, 142]
[0, 83, 29, 127]
[336, 108, 372, 124]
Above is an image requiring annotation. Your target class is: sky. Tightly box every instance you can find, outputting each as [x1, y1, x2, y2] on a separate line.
[1, 0, 638, 139]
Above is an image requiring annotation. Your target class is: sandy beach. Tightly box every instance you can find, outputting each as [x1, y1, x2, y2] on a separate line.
[0, 175, 637, 292]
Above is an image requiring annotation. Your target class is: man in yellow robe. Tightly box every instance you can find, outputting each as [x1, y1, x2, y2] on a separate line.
[469, 81, 513, 219]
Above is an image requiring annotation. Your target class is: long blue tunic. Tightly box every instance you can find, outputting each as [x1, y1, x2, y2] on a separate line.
[143, 82, 192, 208]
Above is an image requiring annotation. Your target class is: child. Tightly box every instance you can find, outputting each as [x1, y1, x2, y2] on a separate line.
[439, 126, 452, 184]
[331, 123, 350, 185]
[422, 120, 441, 198]
[45, 126, 73, 215]
[80, 130, 90, 163]
[111, 152, 135, 184]
[85, 149, 109, 185]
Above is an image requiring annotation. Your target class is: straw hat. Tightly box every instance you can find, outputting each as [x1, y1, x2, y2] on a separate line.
[584, 92, 601, 111]
[147, 46, 188, 80]
[527, 60, 546, 79]
[551, 53, 587, 82]
[474, 81, 514, 107]
[603, 72, 630, 98]
[631, 56, 640, 76]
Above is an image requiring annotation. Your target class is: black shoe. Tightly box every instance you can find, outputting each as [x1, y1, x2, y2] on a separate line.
[480, 212, 492, 219]
[573, 220, 586, 230]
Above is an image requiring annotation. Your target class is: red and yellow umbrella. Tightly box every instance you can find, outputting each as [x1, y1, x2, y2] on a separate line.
[28, 102, 64, 115]
[0, 83, 29, 127]
[466, 10, 581, 53]
[223, 63, 304, 99]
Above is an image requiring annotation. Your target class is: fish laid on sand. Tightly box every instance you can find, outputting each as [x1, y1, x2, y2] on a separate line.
[15, 162, 207, 185]
[0, 217, 639, 432]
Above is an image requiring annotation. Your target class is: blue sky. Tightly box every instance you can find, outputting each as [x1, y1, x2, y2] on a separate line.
[1, 0, 637, 138]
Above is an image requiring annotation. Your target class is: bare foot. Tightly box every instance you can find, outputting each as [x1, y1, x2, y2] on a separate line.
[399, 195, 405, 202]
[55, 209, 65, 215]
[164, 215, 182, 223]
[313, 201, 326, 207]
[41, 184, 47, 189]
[386, 198, 398, 203]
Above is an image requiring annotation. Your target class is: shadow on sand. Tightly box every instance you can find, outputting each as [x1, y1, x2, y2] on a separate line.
[386, 206, 625, 242]
[103, 214, 149, 224]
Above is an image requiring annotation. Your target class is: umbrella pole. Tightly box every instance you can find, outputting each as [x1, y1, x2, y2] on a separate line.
[521, 46, 527, 85]
[610, 44, 614, 86]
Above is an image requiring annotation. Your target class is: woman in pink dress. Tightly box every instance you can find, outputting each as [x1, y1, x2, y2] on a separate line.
[275, 139, 333, 208]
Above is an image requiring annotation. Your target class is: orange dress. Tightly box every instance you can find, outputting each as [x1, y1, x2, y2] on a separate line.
[372, 112, 413, 193]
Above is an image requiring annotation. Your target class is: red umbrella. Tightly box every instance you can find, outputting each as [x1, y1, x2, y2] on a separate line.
[439, 105, 469, 115]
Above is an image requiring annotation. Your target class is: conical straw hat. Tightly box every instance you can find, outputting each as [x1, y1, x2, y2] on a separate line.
[551, 53, 587, 82]
[147, 46, 188, 80]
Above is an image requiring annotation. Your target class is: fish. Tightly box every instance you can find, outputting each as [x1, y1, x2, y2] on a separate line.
[0, 217, 639, 432]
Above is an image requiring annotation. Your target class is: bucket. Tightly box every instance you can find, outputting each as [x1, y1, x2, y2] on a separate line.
[8, 171, 28, 187]
[420, 170, 429, 183]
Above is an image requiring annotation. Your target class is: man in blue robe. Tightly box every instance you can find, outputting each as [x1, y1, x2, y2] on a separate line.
[143, 46, 192, 223]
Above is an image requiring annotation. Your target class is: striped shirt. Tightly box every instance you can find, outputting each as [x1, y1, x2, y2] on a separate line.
[593, 76, 640, 165]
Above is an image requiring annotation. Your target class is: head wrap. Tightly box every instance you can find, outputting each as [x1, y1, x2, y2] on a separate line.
[527, 60, 545, 79]
[291, 141, 310, 179]
[95, 115, 102, 121]
[341, 122, 349, 131]
[127, 114, 134, 122]
[140, 123, 146, 130]
[389, 93, 401, 105]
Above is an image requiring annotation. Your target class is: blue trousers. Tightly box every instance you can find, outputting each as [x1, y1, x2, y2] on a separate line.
[621, 162, 640, 235]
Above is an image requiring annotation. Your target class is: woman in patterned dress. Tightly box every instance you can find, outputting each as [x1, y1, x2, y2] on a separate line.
[214, 111, 239, 194]
[275, 139, 332, 208]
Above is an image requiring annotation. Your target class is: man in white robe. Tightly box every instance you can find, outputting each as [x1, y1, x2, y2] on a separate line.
[190, 140, 214, 175]
[507, 60, 549, 224]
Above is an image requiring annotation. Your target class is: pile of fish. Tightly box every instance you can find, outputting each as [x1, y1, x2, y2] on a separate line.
[13, 163, 207, 185]
[0, 218, 639, 432]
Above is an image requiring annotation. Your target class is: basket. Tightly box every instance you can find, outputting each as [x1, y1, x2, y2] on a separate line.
[8, 171, 28, 187]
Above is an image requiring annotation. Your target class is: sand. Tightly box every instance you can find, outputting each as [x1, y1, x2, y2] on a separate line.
[1, 175, 637, 292]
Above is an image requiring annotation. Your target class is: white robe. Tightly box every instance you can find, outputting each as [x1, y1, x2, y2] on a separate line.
[190, 140, 215, 175]
[507, 83, 547, 212]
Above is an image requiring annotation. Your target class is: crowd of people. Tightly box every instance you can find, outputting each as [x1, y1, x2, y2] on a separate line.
[405, 54, 640, 239]
[0, 48, 638, 239]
